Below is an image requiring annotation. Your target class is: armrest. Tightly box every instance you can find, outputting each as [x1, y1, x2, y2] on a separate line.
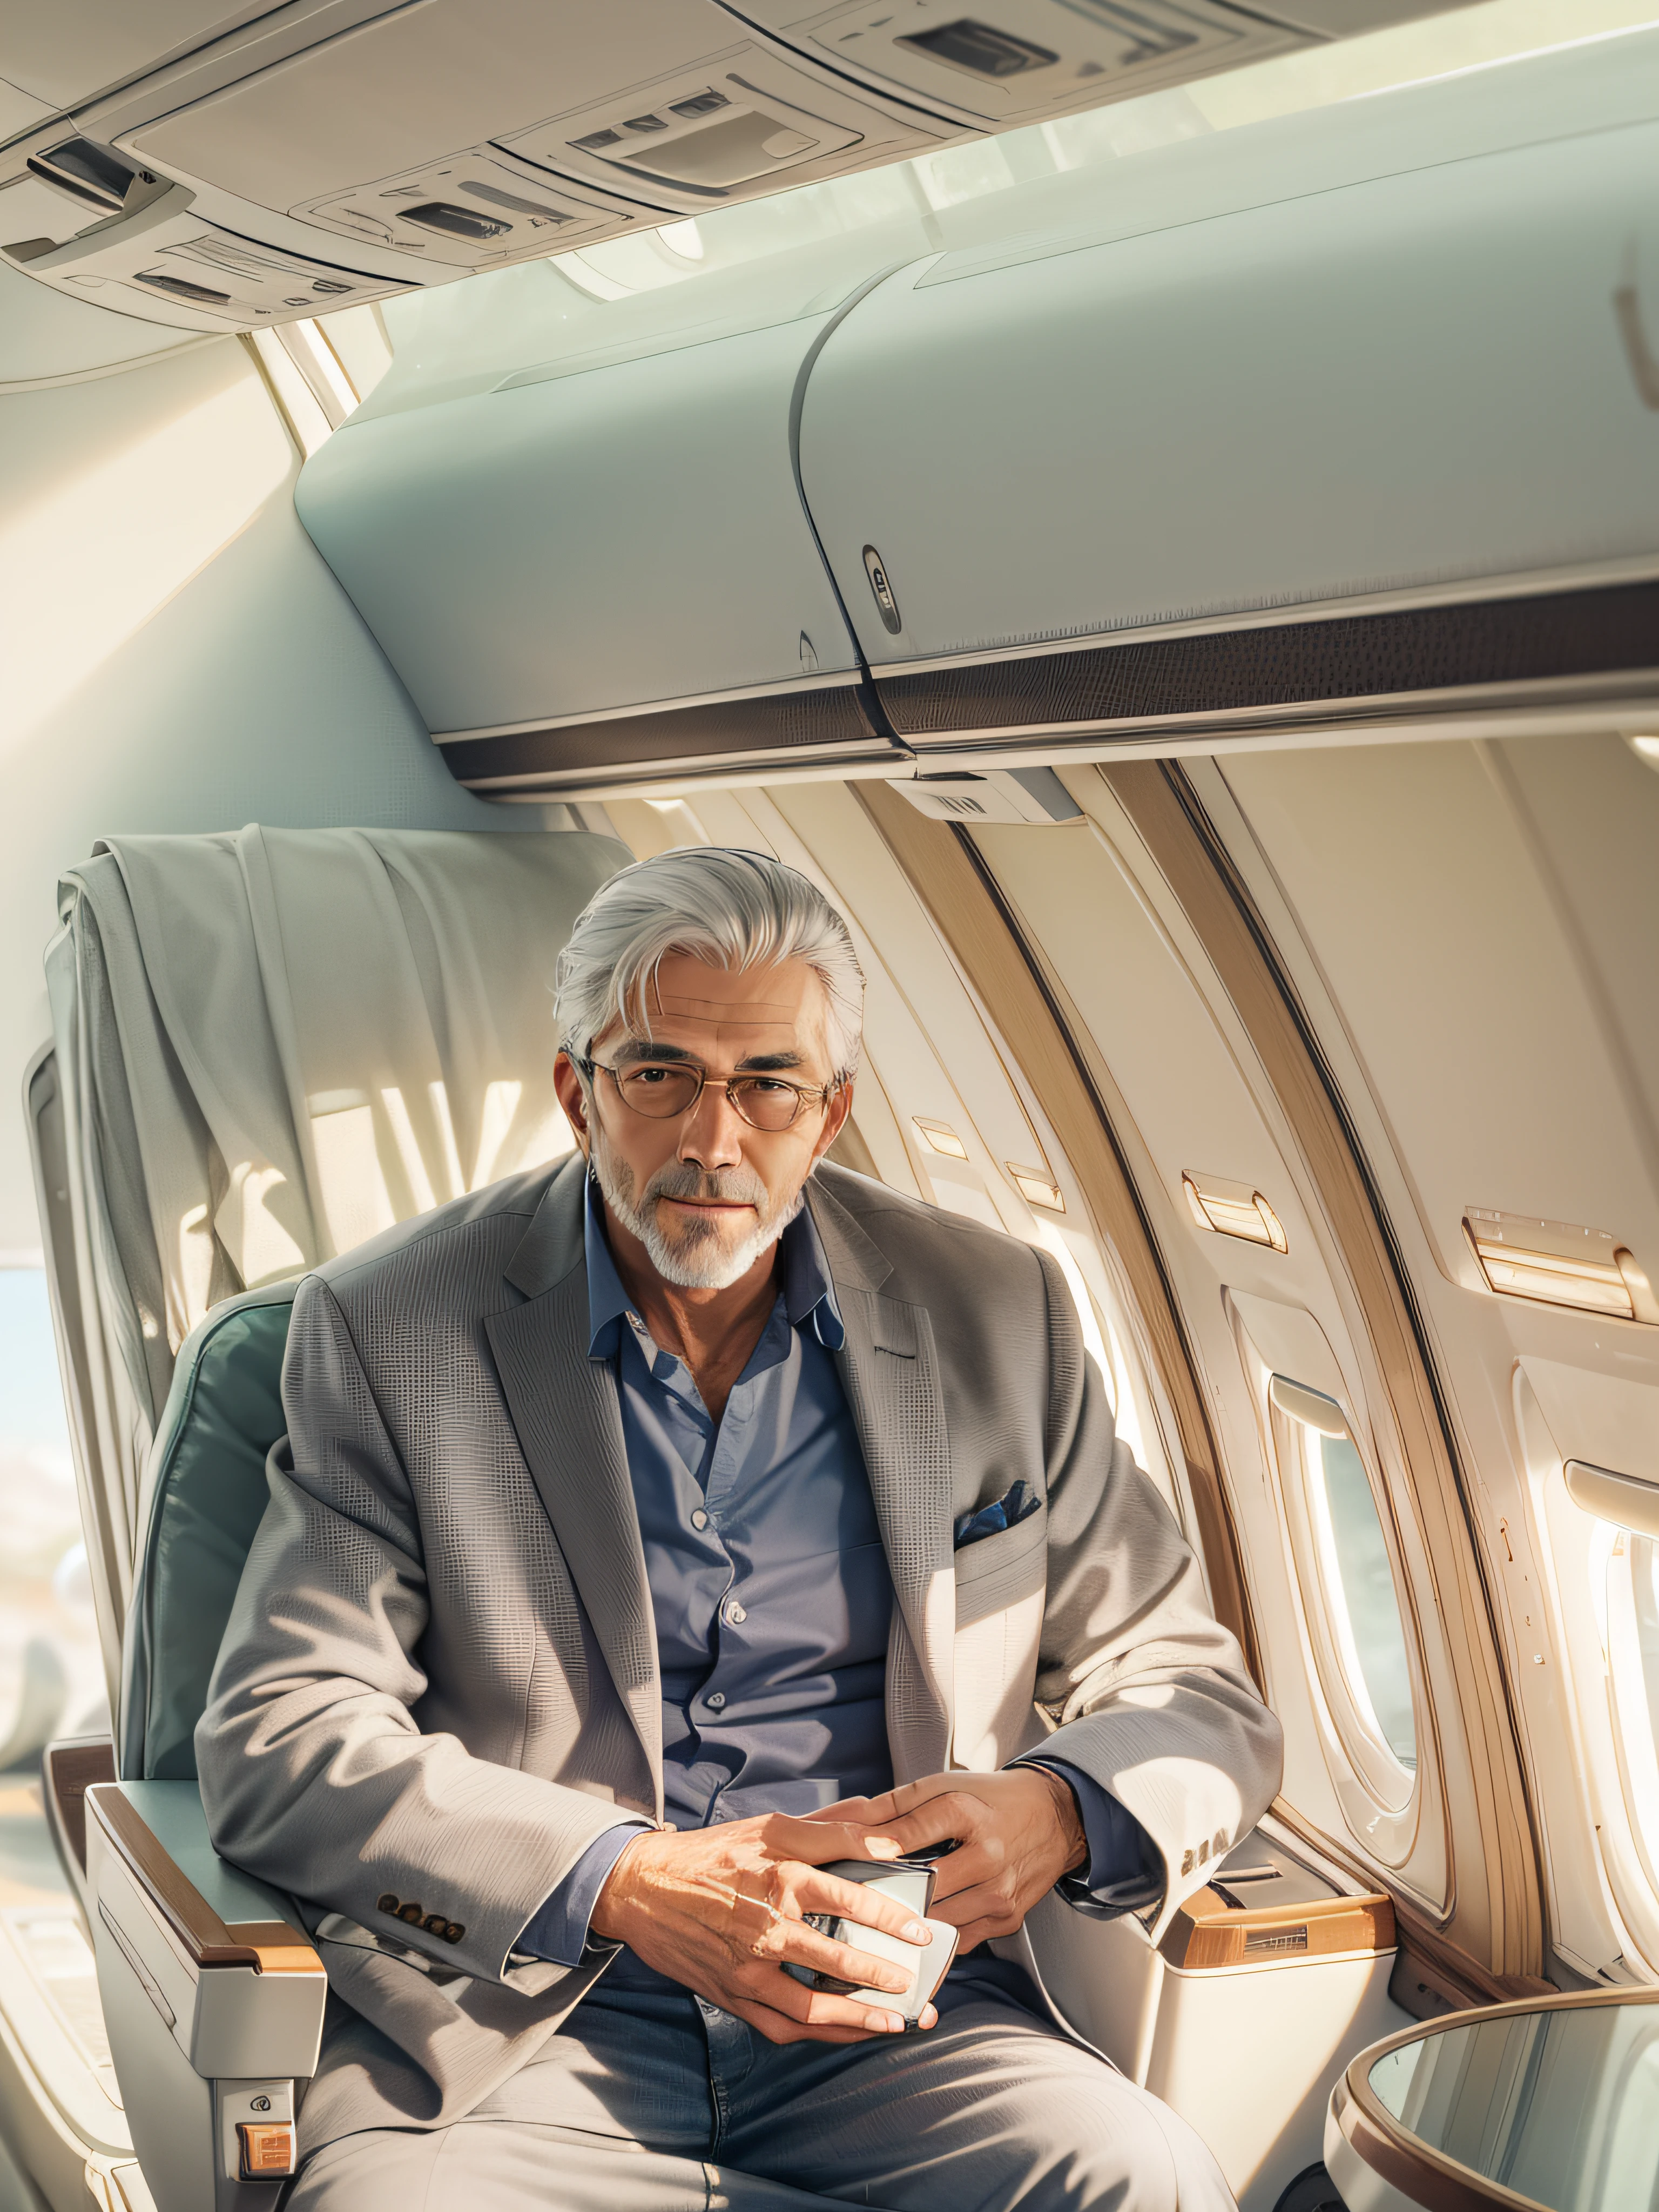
[86, 1780, 326, 2080]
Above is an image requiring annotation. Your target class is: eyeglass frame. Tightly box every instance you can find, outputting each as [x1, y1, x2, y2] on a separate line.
[577, 1053, 842, 1132]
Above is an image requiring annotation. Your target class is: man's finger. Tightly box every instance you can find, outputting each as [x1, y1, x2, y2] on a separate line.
[744, 1966, 914, 2038]
[754, 1914, 916, 1995]
[856, 1793, 987, 1860]
[767, 1815, 907, 1866]
[793, 1865, 933, 1944]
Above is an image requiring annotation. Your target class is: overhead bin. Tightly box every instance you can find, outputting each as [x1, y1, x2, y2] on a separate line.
[797, 41, 1659, 751]
[296, 313, 893, 795]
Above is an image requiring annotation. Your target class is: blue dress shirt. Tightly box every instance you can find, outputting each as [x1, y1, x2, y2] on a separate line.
[517, 1176, 1155, 1971]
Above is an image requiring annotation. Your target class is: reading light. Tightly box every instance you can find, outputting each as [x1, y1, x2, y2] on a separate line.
[1183, 1172, 1289, 1255]
[1464, 1209, 1658, 1322]
[913, 1118, 969, 1161]
[1007, 1164, 1064, 1212]
[1624, 733, 1659, 771]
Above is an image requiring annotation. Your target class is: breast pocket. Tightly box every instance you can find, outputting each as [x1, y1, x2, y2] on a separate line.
[953, 1502, 1048, 1630]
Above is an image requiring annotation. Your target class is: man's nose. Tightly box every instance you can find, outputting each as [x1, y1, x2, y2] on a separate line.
[678, 1082, 747, 1171]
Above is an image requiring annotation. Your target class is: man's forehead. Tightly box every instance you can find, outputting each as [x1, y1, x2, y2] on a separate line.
[652, 957, 816, 1023]
[599, 954, 827, 1051]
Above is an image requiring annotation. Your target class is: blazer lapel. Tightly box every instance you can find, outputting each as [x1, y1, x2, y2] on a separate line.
[812, 1183, 956, 1779]
[485, 1168, 662, 1809]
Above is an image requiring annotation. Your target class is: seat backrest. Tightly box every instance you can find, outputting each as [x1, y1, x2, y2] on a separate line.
[120, 1284, 295, 1779]
[35, 822, 626, 1682]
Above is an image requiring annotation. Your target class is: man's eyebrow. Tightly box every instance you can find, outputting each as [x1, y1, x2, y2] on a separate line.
[734, 1050, 806, 1071]
[610, 1038, 698, 1066]
[605, 1041, 808, 1073]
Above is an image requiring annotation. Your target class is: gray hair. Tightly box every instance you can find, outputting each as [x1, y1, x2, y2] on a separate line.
[554, 847, 865, 1081]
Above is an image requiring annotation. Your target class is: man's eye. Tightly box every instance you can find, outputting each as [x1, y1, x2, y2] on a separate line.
[744, 1078, 792, 1096]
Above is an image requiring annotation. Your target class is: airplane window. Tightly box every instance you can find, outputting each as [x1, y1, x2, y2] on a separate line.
[1306, 1430, 1417, 1775]
[0, 1270, 106, 1820]
[1274, 1387, 1419, 1816]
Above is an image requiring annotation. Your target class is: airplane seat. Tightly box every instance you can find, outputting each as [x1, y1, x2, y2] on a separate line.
[28, 821, 628, 2212]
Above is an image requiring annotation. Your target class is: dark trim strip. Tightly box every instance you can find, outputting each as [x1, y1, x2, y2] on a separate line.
[43, 1736, 115, 1878]
[875, 579, 1659, 738]
[87, 1784, 322, 1974]
[442, 682, 891, 788]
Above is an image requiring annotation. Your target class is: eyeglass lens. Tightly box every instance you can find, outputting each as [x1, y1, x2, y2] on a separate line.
[612, 1064, 806, 1131]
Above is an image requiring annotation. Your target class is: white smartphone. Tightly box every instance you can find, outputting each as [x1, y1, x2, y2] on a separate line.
[785, 1859, 960, 2027]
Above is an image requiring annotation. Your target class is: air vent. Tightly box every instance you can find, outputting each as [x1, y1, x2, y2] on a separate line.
[116, 230, 399, 325]
[1183, 1172, 1288, 1254]
[299, 151, 628, 269]
[887, 767, 1082, 825]
[402, 201, 510, 242]
[797, 0, 1299, 123]
[898, 19, 1060, 78]
[1464, 1209, 1659, 1323]
[26, 138, 137, 212]
[134, 269, 230, 305]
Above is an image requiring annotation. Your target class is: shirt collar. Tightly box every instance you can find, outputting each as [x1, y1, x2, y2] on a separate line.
[583, 1170, 845, 1358]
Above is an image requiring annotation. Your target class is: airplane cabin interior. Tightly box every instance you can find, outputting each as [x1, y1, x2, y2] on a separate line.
[3, 1, 1659, 2207]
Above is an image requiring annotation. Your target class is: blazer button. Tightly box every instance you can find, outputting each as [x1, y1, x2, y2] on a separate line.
[442, 1923, 465, 1944]
[422, 1913, 451, 1937]
[376, 1893, 401, 1916]
[723, 1600, 747, 1626]
[397, 1901, 425, 1925]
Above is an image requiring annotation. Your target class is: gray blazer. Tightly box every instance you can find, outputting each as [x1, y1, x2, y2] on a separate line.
[198, 1157, 1282, 2140]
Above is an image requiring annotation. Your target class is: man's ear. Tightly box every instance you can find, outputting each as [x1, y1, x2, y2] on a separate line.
[553, 1050, 592, 1156]
[809, 1078, 854, 1169]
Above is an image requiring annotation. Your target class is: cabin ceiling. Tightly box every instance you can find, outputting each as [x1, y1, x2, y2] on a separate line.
[0, 0, 1474, 353]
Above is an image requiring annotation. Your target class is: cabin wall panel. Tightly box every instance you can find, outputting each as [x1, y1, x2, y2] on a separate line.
[0, 339, 513, 1256]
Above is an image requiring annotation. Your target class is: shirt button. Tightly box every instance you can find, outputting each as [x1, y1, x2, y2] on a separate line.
[706, 1692, 726, 1710]
[723, 1600, 747, 1626]
[690, 1508, 709, 1530]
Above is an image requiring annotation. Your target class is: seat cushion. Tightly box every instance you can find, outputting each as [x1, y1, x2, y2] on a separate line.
[122, 1285, 295, 1779]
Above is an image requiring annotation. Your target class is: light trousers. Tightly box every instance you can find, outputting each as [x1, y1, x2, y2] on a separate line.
[289, 1968, 1236, 2211]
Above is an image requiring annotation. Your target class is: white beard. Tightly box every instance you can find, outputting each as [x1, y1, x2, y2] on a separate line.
[589, 1128, 805, 1290]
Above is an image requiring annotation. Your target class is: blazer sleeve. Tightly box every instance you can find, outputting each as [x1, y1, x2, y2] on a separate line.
[194, 1270, 643, 1995]
[1026, 1247, 1284, 1936]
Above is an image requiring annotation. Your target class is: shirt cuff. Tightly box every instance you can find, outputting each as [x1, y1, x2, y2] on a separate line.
[1019, 1757, 1161, 1898]
[515, 1821, 652, 1967]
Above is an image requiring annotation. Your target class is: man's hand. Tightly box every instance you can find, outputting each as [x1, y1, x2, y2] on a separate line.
[590, 1813, 939, 2045]
[813, 1769, 1087, 1954]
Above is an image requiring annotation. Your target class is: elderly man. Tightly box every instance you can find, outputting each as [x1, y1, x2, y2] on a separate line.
[199, 846, 1281, 2210]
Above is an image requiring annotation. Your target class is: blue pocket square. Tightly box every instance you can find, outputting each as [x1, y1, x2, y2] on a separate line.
[954, 1480, 1041, 1549]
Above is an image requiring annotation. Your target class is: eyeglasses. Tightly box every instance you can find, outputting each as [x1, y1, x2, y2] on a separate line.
[581, 1056, 837, 1133]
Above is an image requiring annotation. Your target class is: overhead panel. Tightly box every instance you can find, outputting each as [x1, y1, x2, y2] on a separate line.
[740, 0, 1306, 126]
[497, 43, 914, 211]
[794, 35, 1659, 752]
[0, 165, 409, 330]
[295, 151, 639, 268]
[294, 316, 892, 794]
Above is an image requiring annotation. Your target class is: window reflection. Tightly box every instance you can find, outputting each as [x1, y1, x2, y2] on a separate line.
[1310, 1431, 1417, 1772]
